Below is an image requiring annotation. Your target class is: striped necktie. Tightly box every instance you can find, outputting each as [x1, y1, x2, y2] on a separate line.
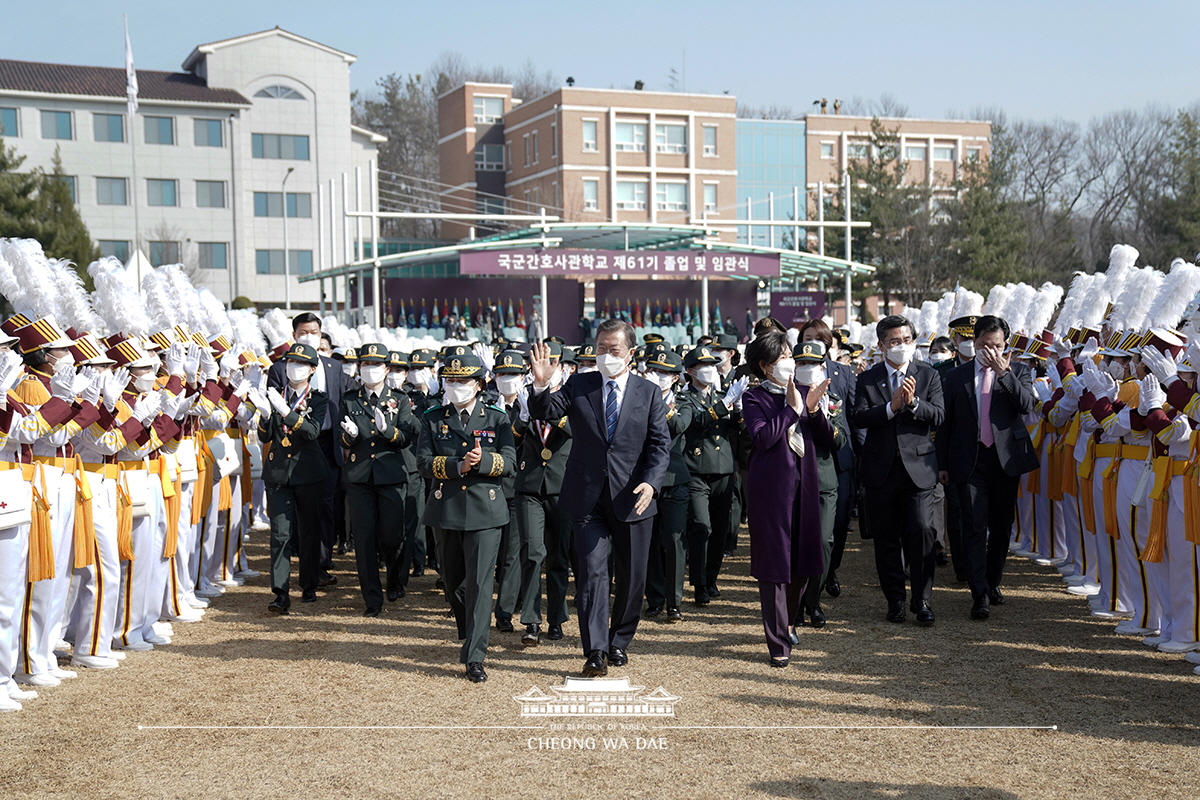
[605, 380, 619, 440]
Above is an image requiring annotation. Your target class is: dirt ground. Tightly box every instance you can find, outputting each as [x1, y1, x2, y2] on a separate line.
[1, 526, 1197, 800]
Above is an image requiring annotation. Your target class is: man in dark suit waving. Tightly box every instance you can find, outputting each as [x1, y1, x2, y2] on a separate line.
[936, 315, 1038, 620]
[852, 314, 945, 626]
[528, 319, 671, 677]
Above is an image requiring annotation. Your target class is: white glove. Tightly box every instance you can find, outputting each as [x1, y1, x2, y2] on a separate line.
[50, 359, 78, 400]
[1188, 342, 1200, 375]
[1138, 376, 1167, 415]
[426, 369, 440, 395]
[1051, 334, 1072, 359]
[340, 415, 358, 439]
[373, 406, 388, 431]
[170, 391, 194, 419]
[267, 387, 290, 417]
[102, 368, 128, 409]
[164, 343, 186, 377]
[246, 389, 269, 414]
[472, 343, 495, 377]
[199, 349, 219, 383]
[218, 349, 239, 380]
[244, 364, 263, 394]
[232, 378, 251, 399]
[133, 391, 162, 424]
[0, 351, 18, 389]
[1046, 362, 1063, 392]
[1033, 378, 1053, 403]
[69, 367, 93, 398]
[183, 344, 202, 381]
[1079, 336, 1100, 364]
[1094, 370, 1118, 402]
[1141, 346, 1178, 387]
[80, 368, 103, 406]
[516, 386, 530, 422]
[723, 375, 750, 407]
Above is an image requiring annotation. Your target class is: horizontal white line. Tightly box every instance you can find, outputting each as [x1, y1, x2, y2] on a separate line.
[661, 725, 1058, 731]
[138, 725, 546, 731]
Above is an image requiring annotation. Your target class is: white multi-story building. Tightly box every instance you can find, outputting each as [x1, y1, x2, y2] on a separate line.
[0, 27, 382, 306]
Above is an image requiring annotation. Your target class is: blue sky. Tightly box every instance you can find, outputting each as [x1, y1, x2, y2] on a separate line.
[7, 0, 1200, 124]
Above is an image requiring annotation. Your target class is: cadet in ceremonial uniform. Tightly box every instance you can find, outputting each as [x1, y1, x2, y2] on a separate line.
[259, 343, 330, 615]
[405, 348, 440, 576]
[416, 353, 515, 683]
[340, 343, 418, 616]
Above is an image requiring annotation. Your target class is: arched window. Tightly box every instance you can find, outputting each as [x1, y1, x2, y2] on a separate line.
[254, 85, 305, 100]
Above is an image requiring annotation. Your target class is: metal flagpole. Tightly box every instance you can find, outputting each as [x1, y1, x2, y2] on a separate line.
[124, 15, 141, 283]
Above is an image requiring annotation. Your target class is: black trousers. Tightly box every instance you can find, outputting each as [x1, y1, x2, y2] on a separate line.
[957, 443, 1021, 599]
[316, 431, 340, 573]
[395, 471, 423, 587]
[828, 468, 856, 573]
[267, 481, 324, 595]
[493, 497, 519, 622]
[944, 477, 967, 577]
[437, 526, 501, 664]
[800, 482, 838, 615]
[346, 481, 407, 610]
[867, 457, 937, 606]
[687, 473, 735, 589]
[573, 481, 652, 655]
[647, 482, 689, 610]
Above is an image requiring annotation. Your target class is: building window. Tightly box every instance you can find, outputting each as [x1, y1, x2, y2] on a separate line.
[848, 142, 870, 159]
[252, 133, 310, 160]
[253, 191, 312, 218]
[194, 119, 224, 147]
[476, 195, 505, 215]
[531, 186, 540, 206]
[98, 240, 129, 262]
[96, 177, 128, 205]
[53, 175, 77, 203]
[474, 143, 504, 171]
[703, 183, 717, 214]
[255, 249, 313, 275]
[615, 180, 647, 210]
[655, 124, 687, 154]
[550, 123, 557, 158]
[473, 96, 504, 124]
[966, 146, 982, 160]
[40, 110, 72, 140]
[505, 143, 512, 173]
[254, 85, 305, 100]
[702, 125, 717, 156]
[144, 116, 175, 145]
[582, 179, 599, 211]
[904, 145, 927, 161]
[147, 179, 178, 207]
[523, 134, 531, 167]
[149, 241, 180, 266]
[615, 122, 647, 152]
[532, 131, 539, 164]
[656, 182, 688, 212]
[582, 119, 598, 152]
[0, 107, 17, 136]
[93, 113, 124, 143]
[820, 142, 834, 159]
[196, 180, 226, 208]
[198, 242, 228, 270]
[933, 146, 956, 161]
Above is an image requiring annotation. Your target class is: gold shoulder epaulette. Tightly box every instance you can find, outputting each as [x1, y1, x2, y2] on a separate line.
[13, 376, 50, 406]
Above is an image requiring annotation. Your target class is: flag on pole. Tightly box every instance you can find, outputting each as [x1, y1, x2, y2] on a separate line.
[124, 16, 138, 118]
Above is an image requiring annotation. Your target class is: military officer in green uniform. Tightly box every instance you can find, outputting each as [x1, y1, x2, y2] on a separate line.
[260, 343, 332, 614]
[340, 343, 419, 616]
[417, 353, 515, 683]
[386, 351, 423, 590]
[404, 348, 440, 575]
[489, 346, 531, 633]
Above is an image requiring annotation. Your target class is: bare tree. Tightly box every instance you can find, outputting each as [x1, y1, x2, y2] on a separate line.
[736, 104, 797, 119]
[845, 93, 909, 118]
[141, 220, 204, 285]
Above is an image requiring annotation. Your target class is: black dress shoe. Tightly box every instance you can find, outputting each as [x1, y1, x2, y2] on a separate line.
[582, 650, 608, 677]
[301, 590, 317, 603]
[693, 587, 710, 606]
[465, 662, 487, 683]
[955, 570, 967, 583]
[807, 606, 827, 629]
[988, 588, 1005, 606]
[666, 607, 683, 623]
[971, 596, 991, 620]
[386, 588, 404, 602]
[705, 584, 721, 599]
[521, 624, 541, 647]
[427, 558, 439, 571]
[935, 549, 950, 567]
[886, 600, 906, 623]
[789, 627, 799, 645]
[496, 617, 514, 633]
[363, 606, 381, 617]
[769, 656, 789, 668]
[267, 593, 290, 615]
[318, 574, 337, 588]
[434, 577, 445, 591]
[913, 602, 935, 626]
[608, 647, 628, 667]
[644, 605, 662, 618]
[824, 572, 841, 598]
[411, 567, 424, 578]
[546, 625, 563, 640]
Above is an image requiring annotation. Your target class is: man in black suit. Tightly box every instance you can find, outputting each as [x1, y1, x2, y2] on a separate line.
[851, 315, 945, 625]
[268, 312, 346, 586]
[528, 320, 671, 677]
[936, 315, 1038, 620]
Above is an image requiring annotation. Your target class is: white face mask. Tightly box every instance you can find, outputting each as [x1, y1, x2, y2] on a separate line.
[930, 352, 952, 364]
[597, 353, 629, 379]
[795, 364, 826, 386]
[885, 343, 916, 367]
[1106, 360, 1128, 380]
[342, 363, 356, 378]
[651, 371, 677, 392]
[771, 358, 795, 386]
[495, 374, 524, 396]
[443, 381, 477, 407]
[286, 362, 312, 385]
[133, 372, 157, 393]
[958, 340, 976, 359]
[296, 333, 321, 350]
[360, 364, 387, 387]
[548, 366, 565, 389]
[577, 364, 597, 374]
[385, 373, 405, 390]
[409, 368, 430, 387]
[693, 365, 720, 388]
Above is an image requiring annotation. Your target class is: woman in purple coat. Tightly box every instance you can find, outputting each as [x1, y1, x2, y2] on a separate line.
[742, 330, 833, 667]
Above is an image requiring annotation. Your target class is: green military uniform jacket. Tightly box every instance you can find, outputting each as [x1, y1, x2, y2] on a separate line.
[417, 399, 516, 531]
[513, 412, 573, 496]
[340, 384, 419, 485]
[679, 383, 738, 476]
[258, 387, 331, 486]
[661, 392, 694, 488]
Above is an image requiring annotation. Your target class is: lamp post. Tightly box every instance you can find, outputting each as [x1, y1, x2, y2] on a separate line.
[282, 166, 295, 310]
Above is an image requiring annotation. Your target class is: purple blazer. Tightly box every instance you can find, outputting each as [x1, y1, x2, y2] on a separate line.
[742, 384, 834, 584]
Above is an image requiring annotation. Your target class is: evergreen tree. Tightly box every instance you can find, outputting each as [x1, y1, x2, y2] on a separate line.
[0, 137, 44, 241]
[39, 147, 99, 276]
